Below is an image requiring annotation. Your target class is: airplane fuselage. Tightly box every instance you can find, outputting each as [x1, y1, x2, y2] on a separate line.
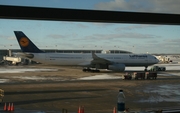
[27, 53, 158, 67]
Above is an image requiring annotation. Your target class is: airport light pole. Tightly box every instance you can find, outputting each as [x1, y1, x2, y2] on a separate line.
[55, 45, 57, 53]
[114, 46, 116, 54]
[95, 45, 97, 53]
[82, 46, 84, 53]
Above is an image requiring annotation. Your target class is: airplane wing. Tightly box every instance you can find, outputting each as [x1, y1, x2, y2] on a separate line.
[91, 52, 112, 65]
[89, 52, 126, 71]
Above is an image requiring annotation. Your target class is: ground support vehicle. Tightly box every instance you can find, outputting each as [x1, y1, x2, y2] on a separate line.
[123, 73, 132, 80]
[150, 66, 166, 71]
[133, 72, 145, 80]
[145, 72, 157, 79]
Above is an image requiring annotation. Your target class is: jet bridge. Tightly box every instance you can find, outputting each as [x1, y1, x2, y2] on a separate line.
[3, 56, 21, 65]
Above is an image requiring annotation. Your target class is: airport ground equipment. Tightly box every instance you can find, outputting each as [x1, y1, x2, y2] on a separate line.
[145, 72, 157, 79]
[133, 72, 145, 80]
[156, 55, 171, 63]
[150, 66, 166, 71]
[3, 56, 21, 65]
[123, 73, 132, 80]
[0, 89, 4, 103]
[125, 72, 158, 80]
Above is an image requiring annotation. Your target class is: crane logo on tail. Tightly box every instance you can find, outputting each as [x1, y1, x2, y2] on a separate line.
[19, 37, 29, 47]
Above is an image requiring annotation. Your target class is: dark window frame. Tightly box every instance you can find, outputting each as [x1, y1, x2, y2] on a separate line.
[0, 5, 180, 25]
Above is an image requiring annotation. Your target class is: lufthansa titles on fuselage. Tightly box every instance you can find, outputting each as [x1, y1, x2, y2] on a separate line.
[129, 55, 147, 59]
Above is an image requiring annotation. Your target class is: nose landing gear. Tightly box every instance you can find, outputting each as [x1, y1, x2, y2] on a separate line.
[144, 66, 148, 71]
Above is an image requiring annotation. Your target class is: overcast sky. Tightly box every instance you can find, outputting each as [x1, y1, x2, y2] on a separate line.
[0, 0, 180, 54]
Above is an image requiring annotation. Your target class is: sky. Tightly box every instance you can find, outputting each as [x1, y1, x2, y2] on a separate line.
[0, 0, 180, 54]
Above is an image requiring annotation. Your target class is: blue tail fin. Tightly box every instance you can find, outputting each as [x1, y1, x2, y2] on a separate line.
[14, 31, 44, 53]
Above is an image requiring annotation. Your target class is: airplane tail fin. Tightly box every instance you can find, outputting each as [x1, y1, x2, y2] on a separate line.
[14, 31, 44, 53]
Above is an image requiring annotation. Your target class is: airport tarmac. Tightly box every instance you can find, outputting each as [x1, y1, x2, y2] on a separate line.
[0, 64, 180, 113]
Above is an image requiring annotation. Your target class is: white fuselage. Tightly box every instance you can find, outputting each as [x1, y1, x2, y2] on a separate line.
[28, 53, 159, 67]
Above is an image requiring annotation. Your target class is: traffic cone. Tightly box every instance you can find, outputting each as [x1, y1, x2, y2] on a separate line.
[10, 103, 14, 111]
[3, 103, 7, 111]
[113, 107, 116, 113]
[78, 106, 81, 113]
[7, 103, 11, 111]
[81, 106, 84, 113]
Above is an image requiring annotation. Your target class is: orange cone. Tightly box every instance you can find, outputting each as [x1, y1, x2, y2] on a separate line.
[7, 103, 11, 111]
[113, 107, 117, 113]
[81, 106, 84, 113]
[10, 103, 14, 111]
[3, 103, 7, 111]
[78, 106, 81, 113]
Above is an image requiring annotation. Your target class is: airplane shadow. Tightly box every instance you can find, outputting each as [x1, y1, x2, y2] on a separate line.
[11, 96, 100, 106]
[5, 88, 107, 95]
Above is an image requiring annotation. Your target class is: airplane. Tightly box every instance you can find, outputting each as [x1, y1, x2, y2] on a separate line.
[14, 31, 159, 72]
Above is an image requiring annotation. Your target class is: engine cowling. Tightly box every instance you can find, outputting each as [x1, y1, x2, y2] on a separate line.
[25, 53, 34, 58]
[108, 64, 125, 72]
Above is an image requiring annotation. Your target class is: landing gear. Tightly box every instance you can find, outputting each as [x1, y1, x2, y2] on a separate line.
[82, 68, 91, 72]
[82, 68, 100, 72]
[91, 69, 100, 72]
[144, 66, 148, 71]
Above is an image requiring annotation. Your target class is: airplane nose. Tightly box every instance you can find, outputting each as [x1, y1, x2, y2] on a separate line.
[156, 59, 160, 63]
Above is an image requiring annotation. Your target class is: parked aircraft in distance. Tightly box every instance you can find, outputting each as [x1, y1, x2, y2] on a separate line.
[14, 31, 159, 72]
[155, 55, 180, 63]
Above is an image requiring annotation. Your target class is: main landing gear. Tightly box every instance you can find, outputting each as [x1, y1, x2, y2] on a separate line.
[82, 68, 100, 72]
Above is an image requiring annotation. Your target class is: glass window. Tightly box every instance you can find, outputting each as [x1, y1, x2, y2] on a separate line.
[0, 19, 180, 54]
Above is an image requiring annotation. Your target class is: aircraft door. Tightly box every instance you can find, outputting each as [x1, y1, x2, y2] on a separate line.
[44, 54, 52, 63]
[145, 55, 150, 63]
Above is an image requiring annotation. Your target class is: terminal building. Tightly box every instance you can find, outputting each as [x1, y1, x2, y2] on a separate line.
[0, 49, 132, 65]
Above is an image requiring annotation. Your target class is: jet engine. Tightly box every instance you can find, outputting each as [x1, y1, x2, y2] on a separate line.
[14, 53, 34, 59]
[24, 53, 34, 58]
[108, 64, 125, 72]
